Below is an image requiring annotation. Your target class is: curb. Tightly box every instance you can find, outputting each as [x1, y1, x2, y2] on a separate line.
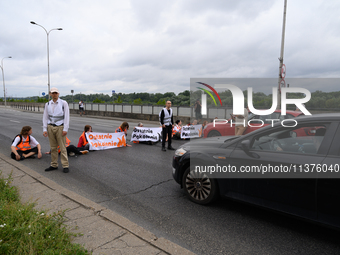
[0, 152, 195, 255]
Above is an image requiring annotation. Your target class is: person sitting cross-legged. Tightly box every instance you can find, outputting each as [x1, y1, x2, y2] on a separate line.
[11, 126, 42, 161]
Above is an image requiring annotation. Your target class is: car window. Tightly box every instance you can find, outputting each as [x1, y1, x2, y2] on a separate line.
[280, 114, 295, 121]
[251, 125, 327, 154]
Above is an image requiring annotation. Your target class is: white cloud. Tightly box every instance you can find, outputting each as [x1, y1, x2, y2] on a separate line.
[1, 0, 340, 98]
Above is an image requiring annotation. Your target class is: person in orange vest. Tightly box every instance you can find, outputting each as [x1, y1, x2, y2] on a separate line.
[115, 122, 129, 135]
[77, 125, 92, 150]
[46, 137, 89, 156]
[172, 120, 182, 140]
[11, 126, 42, 161]
[115, 122, 132, 147]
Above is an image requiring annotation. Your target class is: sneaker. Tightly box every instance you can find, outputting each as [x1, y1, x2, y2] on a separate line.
[63, 168, 69, 173]
[162, 147, 166, 151]
[167, 146, 175, 150]
[80, 150, 89, 155]
[45, 166, 58, 171]
[69, 152, 76, 157]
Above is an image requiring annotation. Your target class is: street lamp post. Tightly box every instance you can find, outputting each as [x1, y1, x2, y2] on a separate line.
[30, 21, 62, 100]
[277, 0, 287, 109]
[1, 56, 12, 107]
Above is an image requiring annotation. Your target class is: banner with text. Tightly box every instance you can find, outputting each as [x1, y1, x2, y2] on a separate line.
[130, 127, 162, 142]
[181, 125, 203, 139]
[86, 132, 126, 150]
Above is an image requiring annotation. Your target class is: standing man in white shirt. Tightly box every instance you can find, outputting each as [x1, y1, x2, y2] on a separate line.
[43, 87, 70, 173]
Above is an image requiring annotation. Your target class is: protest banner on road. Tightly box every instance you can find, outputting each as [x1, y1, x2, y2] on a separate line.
[181, 125, 203, 139]
[86, 132, 126, 150]
[130, 127, 162, 142]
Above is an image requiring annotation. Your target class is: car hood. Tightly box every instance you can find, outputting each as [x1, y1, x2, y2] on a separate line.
[181, 136, 238, 150]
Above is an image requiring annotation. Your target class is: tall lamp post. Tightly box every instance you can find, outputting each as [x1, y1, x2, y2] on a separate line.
[277, 0, 287, 109]
[1, 56, 12, 107]
[30, 21, 62, 100]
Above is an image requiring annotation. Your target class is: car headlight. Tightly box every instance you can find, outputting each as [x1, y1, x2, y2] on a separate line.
[175, 147, 187, 157]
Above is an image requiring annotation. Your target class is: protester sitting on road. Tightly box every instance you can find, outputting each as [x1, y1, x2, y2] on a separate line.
[11, 126, 42, 161]
[115, 122, 129, 135]
[115, 122, 132, 147]
[78, 125, 92, 150]
[46, 137, 89, 156]
[173, 120, 182, 140]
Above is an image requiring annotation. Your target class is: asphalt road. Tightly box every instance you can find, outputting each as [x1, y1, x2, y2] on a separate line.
[1, 106, 340, 255]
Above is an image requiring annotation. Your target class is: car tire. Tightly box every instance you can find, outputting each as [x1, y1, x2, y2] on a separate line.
[182, 166, 218, 205]
[207, 130, 221, 137]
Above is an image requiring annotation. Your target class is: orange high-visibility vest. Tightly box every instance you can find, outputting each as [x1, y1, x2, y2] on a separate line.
[115, 127, 124, 133]
[79, 132, 88, 146]
[15, 135, 31, 151]
[58, 137, 70, 153]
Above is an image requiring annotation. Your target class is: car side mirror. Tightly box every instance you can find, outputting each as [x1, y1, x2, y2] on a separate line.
[241, 140, 250, 152]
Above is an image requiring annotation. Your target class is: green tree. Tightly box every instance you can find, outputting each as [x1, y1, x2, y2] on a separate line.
[114, 95, 123, 104]
[157, 99, 166, 106]
[133, 98, 142, 105]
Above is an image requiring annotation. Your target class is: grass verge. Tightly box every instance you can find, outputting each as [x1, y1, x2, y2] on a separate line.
[0, 171, 90, 254]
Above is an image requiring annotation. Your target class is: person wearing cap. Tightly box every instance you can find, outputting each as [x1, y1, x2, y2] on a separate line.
[43, 87, 70, 173]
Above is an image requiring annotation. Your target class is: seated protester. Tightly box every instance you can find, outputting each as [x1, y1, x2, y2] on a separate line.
[11, 126, 42, 161]
[172, 120, 182, 140]
[115, 121, 129, 135]
[78, 125, 92, 150]
[115, 121, 132, 147]
[46, 137, 88, 156]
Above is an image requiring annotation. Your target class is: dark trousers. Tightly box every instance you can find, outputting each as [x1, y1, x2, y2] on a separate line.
[11, 147, 38, 160]
[162, 125, 172, 148]
[67, 145, 83, 155]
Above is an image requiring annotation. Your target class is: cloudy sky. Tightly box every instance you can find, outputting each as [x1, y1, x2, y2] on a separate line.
[1, 0, 339, 98]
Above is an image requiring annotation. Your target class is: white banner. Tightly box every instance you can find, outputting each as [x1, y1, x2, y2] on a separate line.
[86, 132, 126, 150]
[130, 127, 162, 142]
[181, 125, 203, 139]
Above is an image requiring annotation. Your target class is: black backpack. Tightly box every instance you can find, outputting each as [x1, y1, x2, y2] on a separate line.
[12, 134, 30, 146]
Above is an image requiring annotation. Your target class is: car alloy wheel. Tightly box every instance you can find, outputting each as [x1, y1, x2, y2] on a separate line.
[182, 166, 218, 205]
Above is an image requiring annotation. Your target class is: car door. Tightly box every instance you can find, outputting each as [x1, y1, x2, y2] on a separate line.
[226, 121, 336, 220]
[316, 121, 340, 228]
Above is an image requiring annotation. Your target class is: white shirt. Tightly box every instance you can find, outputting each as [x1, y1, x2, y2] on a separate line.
[11, 135, 39, 148]
[174, 124, 181, 132]
[43, 98, 70, 132]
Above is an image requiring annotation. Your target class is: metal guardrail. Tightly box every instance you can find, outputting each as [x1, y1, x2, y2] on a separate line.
[68, 102, 233, 120]
[1, 102, 232, 119]
[3, 102, 337, 119]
